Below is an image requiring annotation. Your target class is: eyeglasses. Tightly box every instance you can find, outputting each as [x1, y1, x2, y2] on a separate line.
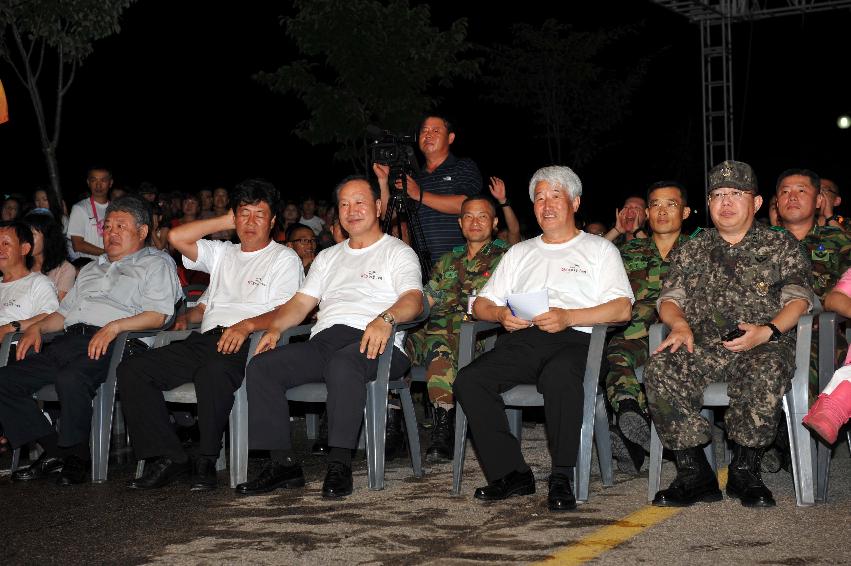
[291, 238, 317, 245]
[708, 190, 753, 203]
[648, 200, 681, 209]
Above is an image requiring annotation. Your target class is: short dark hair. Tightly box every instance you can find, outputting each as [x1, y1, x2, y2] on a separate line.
[647, 181, 688, 205]
[333, 175, 380, 203]
[24, 211, 68, 273]
[285, 223, 315, 242]
[775, 168, 821, 193]
[419, 113, 455, 134]
[86, 166, 112, 179]
[461, 194, 497, 216]
[230, 179, 281, 217]
[0, 220, 36, 269]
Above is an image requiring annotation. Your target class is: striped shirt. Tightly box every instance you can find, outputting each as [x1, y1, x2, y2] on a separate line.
[413, 153, 482, 265]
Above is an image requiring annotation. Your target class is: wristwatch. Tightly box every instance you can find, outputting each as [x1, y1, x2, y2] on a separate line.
[10, 321, 21, 331]
[765, 322, 782, 342]
[499, 199, 511, 207]
[379, 311, 395, 326]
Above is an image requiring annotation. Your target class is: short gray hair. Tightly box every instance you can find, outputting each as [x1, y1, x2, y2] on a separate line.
[528, 166, 582, 200]
[106, 195, 152, 239]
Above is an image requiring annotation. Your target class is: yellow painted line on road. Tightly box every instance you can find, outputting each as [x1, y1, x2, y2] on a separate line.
[537, 467, 728, 565]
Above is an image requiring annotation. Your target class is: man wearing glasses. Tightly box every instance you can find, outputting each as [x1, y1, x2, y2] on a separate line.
[285, 223, 318, 274]
[605, 181, 691, 475]
[645, 160, 813, 508]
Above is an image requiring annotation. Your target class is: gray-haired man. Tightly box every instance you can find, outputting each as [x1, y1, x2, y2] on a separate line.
[0, 196, 181, 486]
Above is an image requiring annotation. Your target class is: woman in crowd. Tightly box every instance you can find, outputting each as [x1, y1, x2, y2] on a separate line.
[24, 210, 76, 301]
[209, 187, 235, 241]
[2, 196, 22, 221]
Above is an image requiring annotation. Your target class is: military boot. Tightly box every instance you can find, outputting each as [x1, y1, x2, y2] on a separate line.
[726, 442, 776, 507]
[426, 406, 455, 461]
[652, 446, 722, 507]
[384, 406, 406, 461]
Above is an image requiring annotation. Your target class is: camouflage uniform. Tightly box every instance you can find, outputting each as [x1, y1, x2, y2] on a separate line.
[606, 235, 688, 413]
[406, 239, 507, 405]
[643, 222, 814, 449]
[799, 224, 851, 400]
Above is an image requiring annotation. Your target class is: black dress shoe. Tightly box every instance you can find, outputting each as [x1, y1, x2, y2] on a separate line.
[474, 469, 536, 501]
[127, 457, 191, 490]
[190, 457, 218, 492]
[321, 461, 353, 498]
[11, 452, 64, 482]
[547, 473, 577, 511]
[236, 461, 305, 495]
[56, 455, 90, 486]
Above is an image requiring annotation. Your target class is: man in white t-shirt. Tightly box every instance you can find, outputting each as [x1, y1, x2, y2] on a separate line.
[299, 196, 326, 235]
[67, 167, 112, 260]
[0, 221, 59, 343]
[235, 176, 423, 499]
[454, 166, 634, 511]
[118, 179, 304, 492]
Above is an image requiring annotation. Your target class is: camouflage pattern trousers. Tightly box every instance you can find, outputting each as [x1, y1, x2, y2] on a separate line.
[605, 335, 649, 413]
[644, 339, 795, 450]
[406, 329, 460, 406]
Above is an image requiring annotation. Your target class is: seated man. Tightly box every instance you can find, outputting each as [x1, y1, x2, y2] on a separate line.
[453, 166, 633, 511]
[407, 195, 508, 461]
[119, 179, 303, 491]
[285, 222, 318, 274]
[645, 160, 813, 508]
[0, 196, 180, 486]
[0, 220, 60, 343]
[235, 176, 422, 498]
[605, 181, 691, 474]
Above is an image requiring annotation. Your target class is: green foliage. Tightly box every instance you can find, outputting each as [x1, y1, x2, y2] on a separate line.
[487, 19, 648, 167]
[257, 0, 479, 167]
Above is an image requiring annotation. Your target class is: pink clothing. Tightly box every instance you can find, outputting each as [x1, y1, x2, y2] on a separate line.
[47, 261, 76, 298]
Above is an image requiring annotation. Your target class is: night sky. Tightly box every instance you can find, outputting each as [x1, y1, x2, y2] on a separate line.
[2, 1, 850, 230]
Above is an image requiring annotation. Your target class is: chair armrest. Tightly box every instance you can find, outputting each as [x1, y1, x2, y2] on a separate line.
[649, 323, 670, 354]
[0, 331, 23, 368]
[281, 324, 315, 345]
[458, 320, 502, 370]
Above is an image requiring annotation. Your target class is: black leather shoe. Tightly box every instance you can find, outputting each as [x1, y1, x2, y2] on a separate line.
[547, 473, 577, 511]
[726, 443, 776, 507]
[321, 461, 353, 498]
[56, 455, 90, 486]
[189, 457, 218, 492]
[474, 469, 536, 501]
[426, 406, 455, 461]
[236, 461, 305, 495]
[127, 457, 191, 490]
[384, 407, 406, 461]
[11, 452, 64, 481]
[652, 447, 722, 507]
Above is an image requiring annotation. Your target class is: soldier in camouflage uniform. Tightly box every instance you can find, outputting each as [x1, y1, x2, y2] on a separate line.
[406, 195, 508, 460]
[605, 181, 691, 474]
[645, 160, 814, 509]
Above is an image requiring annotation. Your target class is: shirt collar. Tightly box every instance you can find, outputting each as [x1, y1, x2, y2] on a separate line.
[97, 246, 155, 266]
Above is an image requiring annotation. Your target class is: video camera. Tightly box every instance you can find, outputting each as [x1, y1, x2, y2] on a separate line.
[367, 128, 419, 178]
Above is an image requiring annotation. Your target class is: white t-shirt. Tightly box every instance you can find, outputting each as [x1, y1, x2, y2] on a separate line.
[67, 198, 109, 260]
[299, 215, 325, 235]
[479, 233, 634, 333]
[0, 272, 60, 326]
[183, 239, 304, 333]
[300, 234, 422, 349]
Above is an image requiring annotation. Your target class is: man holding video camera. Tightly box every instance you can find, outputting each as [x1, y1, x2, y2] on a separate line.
[374, 114, 482, 265]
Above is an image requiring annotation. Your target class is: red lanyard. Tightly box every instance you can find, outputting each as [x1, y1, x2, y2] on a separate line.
[90, 197, 105, 236]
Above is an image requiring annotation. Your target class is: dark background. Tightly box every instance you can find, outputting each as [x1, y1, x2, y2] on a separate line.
[2, 1, 850, 229]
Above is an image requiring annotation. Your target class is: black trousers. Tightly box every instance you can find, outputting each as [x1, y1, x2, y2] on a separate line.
[246, 324, 410, 451]
[453, 327, 590, 482]
[117, 331, 249, 460]
[0, 332, 115, 450]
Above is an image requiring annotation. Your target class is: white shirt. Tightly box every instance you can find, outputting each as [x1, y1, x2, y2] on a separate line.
[0, 272, 59, 326]
[300, 234, 422, 349]
[184, 239, 304, 333]
[299, 215, 325, 235]
[67, 198, 109, 260]
[479, 233, 634, 333]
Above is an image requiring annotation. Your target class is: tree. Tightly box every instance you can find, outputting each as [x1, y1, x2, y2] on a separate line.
[256, 0, 479, 170]
[0, 0, 134, 202]
[487, 19, 647, 167]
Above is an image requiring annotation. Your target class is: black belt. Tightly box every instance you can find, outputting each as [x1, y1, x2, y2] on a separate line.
[203, 326, 227, 336]
[65, 323, 102, 336]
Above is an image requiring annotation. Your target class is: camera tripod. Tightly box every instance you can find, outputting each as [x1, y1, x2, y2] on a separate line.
[381, 171, 432, 281]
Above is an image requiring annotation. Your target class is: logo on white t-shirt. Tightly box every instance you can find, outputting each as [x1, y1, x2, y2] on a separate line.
[360, 270, 384, 281]
[248, 277, 267, 287]
[2, 299, 21, 308]
[561, 264, 588, 275]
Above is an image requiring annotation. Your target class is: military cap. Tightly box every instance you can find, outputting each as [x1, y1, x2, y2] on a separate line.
[707, 160, 758, 194]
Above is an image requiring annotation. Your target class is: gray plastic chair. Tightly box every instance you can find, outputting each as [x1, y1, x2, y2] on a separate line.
[282, 309, 428, 491]
[815, 311, 851, 502]
[646, 315, 817, 506]
[450, 322, 614, 503]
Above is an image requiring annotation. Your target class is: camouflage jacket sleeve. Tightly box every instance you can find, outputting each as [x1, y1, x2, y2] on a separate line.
[424, 250, 456, 306]
[777, 230, 815, 310]
[655, 239, 695, 312]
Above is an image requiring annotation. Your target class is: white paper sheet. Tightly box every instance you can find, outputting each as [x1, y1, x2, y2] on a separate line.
[506, 289, 549, 320]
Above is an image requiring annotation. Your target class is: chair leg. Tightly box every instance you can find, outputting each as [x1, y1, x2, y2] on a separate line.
[92, 380, 117, 483]
[451, 403, 468, 495]
[364, 383, 388, 490]
[505, 408, 522, 441]
[10, 447, 21, 472]
[816, 436, 831, 502]
[230, 381, 249, 489]
[700, 408, 716, 473]
[135, 459, 145, 479]
[398, 388, 423, 478]
[648, 421, 664, 502]
[784, 395, 816, 506]
[575, 399, 596, 503]
[305, 413, 319, 440]
[594, 394, 614, 487]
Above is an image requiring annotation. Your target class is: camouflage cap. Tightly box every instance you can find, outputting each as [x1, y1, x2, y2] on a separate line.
[707, 160, 758, 194]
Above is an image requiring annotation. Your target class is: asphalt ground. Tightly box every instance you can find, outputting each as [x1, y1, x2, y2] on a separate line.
[1, 409, 850, 566]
